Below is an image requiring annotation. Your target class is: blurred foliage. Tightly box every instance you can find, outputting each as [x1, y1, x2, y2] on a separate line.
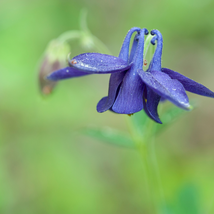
[1, 0, 214, 213]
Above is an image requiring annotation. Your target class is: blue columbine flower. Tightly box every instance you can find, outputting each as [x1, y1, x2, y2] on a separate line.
[47, 28, 214, 123]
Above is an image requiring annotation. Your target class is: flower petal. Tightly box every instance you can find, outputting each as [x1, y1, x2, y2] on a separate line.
[128, 34, 139, 63]
[46, 66, 90, 81]
[143, 87, 162, 124]
[69, 53, 132, 73]
[96, 28, 141, 113]
[138, 69, 191, 110]
[162, 68, 214, 98]
[119, 27, 141, 61]
[149, 30, 163, 71]
[112, 29, 149, 114]
[96, 72, 126, 112]
[111, 73, 144, 114]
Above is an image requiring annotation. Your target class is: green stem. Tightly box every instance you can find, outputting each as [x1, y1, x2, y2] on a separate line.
[150, 137, 166, 208]
[138, 141, 158, 214]
[58, 30, 82, 43]
[58, 30, 111, 55]
[127, 113, 166, 214]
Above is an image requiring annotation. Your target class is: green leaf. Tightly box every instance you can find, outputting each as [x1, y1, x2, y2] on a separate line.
[81, 127, 135, 149]
[174, 184, 201, 214]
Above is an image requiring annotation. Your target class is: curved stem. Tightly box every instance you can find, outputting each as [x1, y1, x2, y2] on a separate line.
[58, 30, 82, 43]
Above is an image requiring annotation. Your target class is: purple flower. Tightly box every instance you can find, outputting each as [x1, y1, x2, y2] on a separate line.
[47, 28, 214, 123]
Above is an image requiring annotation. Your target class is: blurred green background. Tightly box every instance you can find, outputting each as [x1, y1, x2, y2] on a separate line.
[1, 0, 214, 213]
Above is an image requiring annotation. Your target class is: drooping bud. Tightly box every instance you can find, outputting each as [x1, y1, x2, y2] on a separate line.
[38, 40, 70, 95]
[38, 8, 110, 95]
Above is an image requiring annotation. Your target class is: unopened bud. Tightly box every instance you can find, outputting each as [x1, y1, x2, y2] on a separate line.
[38, 40, 70, 95]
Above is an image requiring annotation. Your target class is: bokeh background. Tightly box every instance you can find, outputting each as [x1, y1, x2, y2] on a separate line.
[1, 0, 214, 213]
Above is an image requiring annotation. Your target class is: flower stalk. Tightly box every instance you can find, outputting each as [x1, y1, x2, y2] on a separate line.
[127, 112, 165, 214]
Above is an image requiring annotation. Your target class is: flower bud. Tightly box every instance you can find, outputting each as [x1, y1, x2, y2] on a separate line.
[38, 40, 70, 95]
